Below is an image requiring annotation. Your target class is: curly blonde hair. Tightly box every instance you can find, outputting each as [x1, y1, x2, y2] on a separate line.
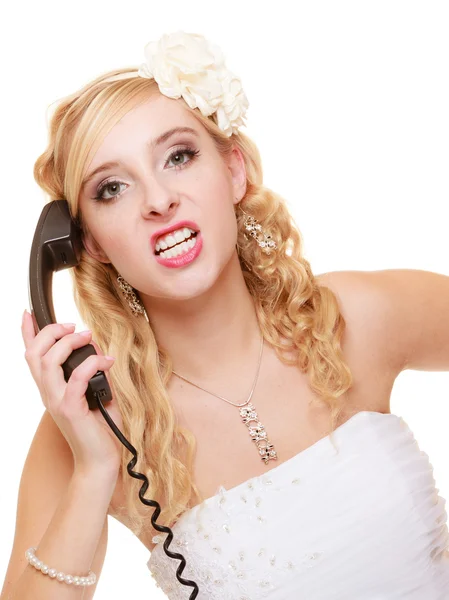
[33, 67, 353, 537]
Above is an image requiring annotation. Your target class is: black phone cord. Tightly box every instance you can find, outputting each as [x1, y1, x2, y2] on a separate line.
[95, 392, 199, 598]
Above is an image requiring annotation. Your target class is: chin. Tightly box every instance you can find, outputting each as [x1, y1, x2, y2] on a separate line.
[167, 263, 223, 301]
[154, 247, 237, 302]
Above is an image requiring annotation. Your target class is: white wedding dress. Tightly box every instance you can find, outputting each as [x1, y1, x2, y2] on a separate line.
[147, 411, 449, 599]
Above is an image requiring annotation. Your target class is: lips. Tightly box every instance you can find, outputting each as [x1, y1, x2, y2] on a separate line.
[150, 220, 200, 253]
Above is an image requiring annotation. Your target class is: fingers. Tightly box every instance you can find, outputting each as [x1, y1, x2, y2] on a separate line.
[40, 330, 94, 374]
[89, 338, 103, 356]
[22, 311, 76, 368]
[37, 330, 96, 404]
[87, 338, 116, 390]
[22, 311, 96, 393]
[60, 354, 116, 418]
[21, 310, 116, 415]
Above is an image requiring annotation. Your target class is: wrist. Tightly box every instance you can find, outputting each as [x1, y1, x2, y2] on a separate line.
[72, 464, 119, 490]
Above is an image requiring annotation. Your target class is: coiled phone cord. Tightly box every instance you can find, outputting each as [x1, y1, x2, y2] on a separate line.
[95, 391, 199, 598]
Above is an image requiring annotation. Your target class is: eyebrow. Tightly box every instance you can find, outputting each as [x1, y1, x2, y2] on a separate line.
[81, 126, 200, 188]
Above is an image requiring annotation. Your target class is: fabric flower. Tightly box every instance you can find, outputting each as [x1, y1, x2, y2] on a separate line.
[138, 30, 249, 137]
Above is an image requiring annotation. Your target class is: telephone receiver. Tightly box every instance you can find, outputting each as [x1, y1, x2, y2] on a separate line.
[28, 199, 112, 410]
[27, 198, 199, 597]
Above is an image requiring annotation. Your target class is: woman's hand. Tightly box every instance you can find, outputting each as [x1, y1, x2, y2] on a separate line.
[21, 310, 124, 479]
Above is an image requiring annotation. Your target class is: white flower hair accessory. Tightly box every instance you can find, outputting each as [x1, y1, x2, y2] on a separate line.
[137, 30, 249, 137]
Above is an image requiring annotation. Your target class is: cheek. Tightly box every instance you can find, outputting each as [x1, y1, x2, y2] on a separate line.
[205, 179, 238, 248]
[89, 225, 135, 268]
[210, 207, 239, 258]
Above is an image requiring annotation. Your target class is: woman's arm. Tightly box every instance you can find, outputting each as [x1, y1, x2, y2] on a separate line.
[1, 410, 117, 600]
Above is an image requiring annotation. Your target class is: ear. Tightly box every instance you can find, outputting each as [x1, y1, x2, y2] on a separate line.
[82, 230, 111, 264]
[227, 147, 247, 205]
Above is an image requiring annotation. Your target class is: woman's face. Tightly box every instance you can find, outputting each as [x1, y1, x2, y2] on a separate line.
[79, 93, 247, 304]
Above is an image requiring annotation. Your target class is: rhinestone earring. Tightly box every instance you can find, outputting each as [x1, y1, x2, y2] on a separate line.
[239, 207, 277, 254]
[117, 275, 146, 316]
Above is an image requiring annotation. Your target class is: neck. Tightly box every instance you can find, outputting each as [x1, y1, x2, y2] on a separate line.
[141, 252, 263, 387]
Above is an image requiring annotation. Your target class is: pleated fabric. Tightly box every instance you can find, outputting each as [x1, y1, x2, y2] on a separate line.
[147, 411, 449, 599]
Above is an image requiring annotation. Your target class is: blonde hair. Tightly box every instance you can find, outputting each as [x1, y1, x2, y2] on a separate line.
[33, 67, 353, 537]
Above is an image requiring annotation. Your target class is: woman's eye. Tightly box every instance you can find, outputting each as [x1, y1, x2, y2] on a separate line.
[92, 146, 200, 202]
[94, 181, 127, 201]
[166, 146, 200, 170]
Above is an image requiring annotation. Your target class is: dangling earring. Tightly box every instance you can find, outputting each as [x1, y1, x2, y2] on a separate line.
[239, 206, 277, 254]
[117, 275, 146, 316]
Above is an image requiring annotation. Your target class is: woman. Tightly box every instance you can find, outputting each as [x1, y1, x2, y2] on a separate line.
[2, 31, 449, 599]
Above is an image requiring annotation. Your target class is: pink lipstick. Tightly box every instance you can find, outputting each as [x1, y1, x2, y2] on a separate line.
[150, 220, 200, 252]
[154, 231, 203, 268]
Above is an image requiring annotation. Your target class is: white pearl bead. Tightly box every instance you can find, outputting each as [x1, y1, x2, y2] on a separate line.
[24, 547, 96, 586]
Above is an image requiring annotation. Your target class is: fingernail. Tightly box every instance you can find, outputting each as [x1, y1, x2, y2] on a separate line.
[105, 356, 115, 361]
[62, 323, 77, 328]
[22, 309, 27, 324]
[78, 330, 92, 336]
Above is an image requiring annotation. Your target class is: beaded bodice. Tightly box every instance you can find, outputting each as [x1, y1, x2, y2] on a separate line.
[147, 411, 449, 599]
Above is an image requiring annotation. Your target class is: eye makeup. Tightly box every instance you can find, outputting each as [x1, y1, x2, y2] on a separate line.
[91, 144, 201, 203]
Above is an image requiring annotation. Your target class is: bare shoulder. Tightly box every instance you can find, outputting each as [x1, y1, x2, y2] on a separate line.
[315, 269, 390, 335]
[316, 268, 391, 334]
[316, 268, 449, 376]
[315, 268, 389, 322]
[315, 270, 402, 406]
[315, 269, 393, 357]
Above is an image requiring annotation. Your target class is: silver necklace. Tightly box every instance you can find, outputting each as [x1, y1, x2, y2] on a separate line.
[172, 330, 278, 465]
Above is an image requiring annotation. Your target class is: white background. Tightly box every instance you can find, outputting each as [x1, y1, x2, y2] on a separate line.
[1, 1, 448, 597]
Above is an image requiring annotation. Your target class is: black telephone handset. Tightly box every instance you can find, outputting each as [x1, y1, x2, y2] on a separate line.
[28, 199, 199, 597]
[28, 199, 112, 410]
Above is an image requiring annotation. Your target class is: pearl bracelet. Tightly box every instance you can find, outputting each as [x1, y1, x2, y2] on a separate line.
[25, 547, 97, 587]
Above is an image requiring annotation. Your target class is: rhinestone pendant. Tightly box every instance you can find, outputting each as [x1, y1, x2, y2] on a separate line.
[243, 215, 277, 254]
[239, 402, 278, 464]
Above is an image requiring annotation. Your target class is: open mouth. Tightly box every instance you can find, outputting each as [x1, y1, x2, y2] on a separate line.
[154, 230, 199, 256]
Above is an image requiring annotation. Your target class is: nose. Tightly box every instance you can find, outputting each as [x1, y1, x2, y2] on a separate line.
[140, 180, 180, 221]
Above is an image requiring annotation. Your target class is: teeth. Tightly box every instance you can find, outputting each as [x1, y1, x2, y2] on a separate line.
[165, 235, 177, 248]
[158, 236, 197, 259]
[174, 230, 185, 243]
[155, 227, 196, 253]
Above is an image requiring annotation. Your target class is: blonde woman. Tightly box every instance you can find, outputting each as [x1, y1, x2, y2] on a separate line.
[2, 31, 449, 599]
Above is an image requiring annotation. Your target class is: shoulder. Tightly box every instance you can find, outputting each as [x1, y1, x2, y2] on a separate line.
[317, 268, 449, 374]
[315, 269, 402, 378]
[315, 269, 389, 325]
[315, 269, 386, 314]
